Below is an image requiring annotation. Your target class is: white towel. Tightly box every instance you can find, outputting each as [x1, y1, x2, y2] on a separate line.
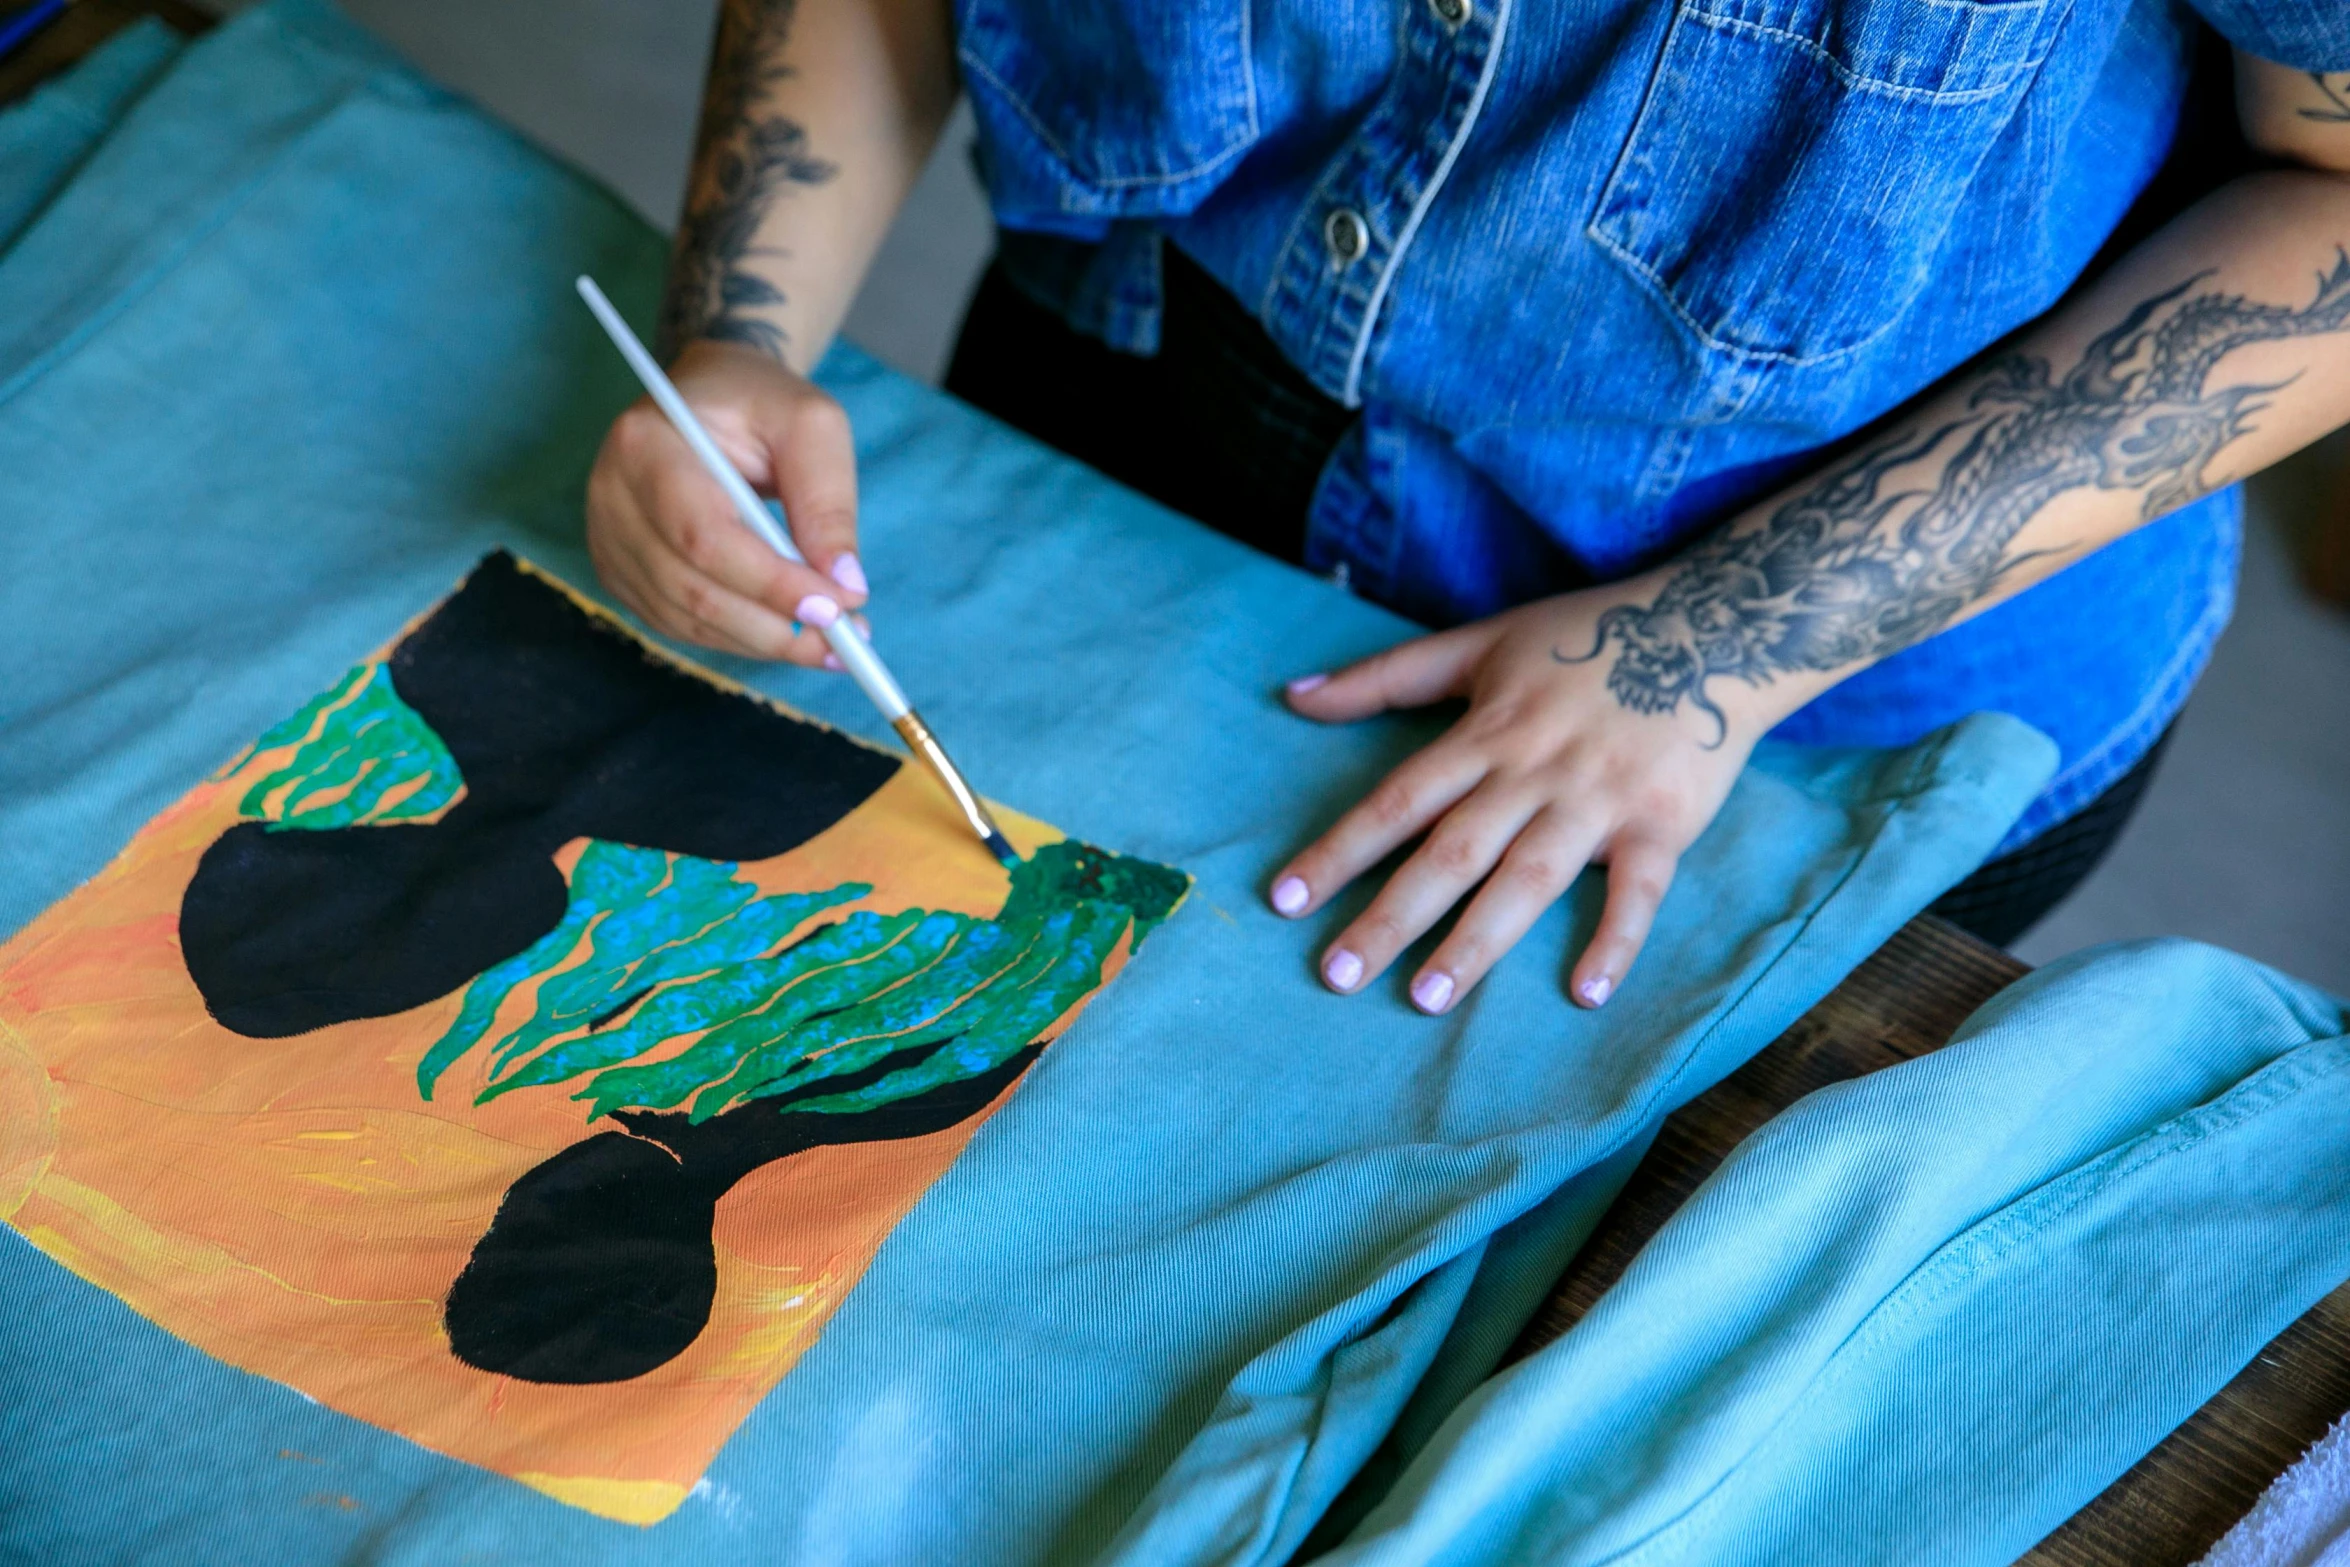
[2197, 1416, 2350, 1567]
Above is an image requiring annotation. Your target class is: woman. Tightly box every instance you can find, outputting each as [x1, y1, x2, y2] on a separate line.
[586, 0, 2350, 1014]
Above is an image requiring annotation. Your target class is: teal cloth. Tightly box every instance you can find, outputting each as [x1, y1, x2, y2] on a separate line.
[0, 7, 2053, 1564]
[1326, 942, 2350, 1567]
[0, 19, 181, 253]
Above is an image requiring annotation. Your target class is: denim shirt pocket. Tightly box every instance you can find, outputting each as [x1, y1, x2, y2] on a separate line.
[956, 0, 1260, 224]
[1590, 0, 2072, 367]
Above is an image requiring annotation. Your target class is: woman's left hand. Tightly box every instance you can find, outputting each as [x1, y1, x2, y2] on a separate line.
[1268, 583, 1790, 1013]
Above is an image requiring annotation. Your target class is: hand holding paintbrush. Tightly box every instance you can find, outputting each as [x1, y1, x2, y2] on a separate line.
[576, 277, 1016, 867]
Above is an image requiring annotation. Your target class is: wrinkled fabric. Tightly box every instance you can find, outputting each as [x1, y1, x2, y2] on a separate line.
[0, 19, 181, 252]
[1324, 941, 2350, 1567]
[0, 8, 2054, 1565]
[957, 0, 2350, 849]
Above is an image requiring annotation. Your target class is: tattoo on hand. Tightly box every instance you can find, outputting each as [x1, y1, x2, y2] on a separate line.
[1562, 255, 2350, 741]
[2302, 73, 2350, 124]
[659, 0, 837, 361]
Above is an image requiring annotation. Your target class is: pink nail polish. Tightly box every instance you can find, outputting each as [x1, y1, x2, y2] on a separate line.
[1271, 876, 1309, 916]
[1411, 972, 1454, 1013]
[830, 553, 868, 595]
[1324, 949, 1364, 992]
[822, 653, 844, 672]
[1578, 974, 1613, 1008]
[1287, 673, 1329, 696]
[794, 594, 841, 629]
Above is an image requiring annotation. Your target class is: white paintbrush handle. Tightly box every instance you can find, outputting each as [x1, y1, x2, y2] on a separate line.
[574, 275, 911, 722]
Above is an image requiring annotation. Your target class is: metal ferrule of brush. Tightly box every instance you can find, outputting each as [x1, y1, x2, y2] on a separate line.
[892, 712, 1017, 864]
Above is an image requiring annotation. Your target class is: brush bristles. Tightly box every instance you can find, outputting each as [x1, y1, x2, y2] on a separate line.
[983, 830, 1018, 867]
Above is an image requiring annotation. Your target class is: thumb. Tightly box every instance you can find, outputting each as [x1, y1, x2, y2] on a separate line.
[1284, 624, 1494, 723]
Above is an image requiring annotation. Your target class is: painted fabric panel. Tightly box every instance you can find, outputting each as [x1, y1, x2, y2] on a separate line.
[0, 8, 2056, 1564]
[0, 551, 1185, 1522]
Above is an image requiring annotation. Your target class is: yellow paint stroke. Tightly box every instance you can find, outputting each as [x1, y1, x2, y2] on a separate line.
[517, 1472, 688, 1527]
[0, 1013, 58, 1224]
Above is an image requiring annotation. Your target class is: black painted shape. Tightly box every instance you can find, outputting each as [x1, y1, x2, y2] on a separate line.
[444, 1042, 1044, 1384]
[179, 553, 900, 1037]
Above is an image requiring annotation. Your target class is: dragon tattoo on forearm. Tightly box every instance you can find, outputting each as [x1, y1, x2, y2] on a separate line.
[1563, 254, 2350, 742]
[658, 0, 836, 361]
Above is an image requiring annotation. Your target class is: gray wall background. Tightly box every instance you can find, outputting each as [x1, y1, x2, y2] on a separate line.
[199, 0, 2350, 990]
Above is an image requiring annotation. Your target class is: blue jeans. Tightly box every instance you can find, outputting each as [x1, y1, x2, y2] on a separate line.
[1322, 940, 2350, 1567]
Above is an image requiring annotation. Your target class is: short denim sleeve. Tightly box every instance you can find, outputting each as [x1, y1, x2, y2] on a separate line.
[2185, 0, 2350, 71]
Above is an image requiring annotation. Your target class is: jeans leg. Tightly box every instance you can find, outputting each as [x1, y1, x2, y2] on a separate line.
[1323, 941, 2350, 1567]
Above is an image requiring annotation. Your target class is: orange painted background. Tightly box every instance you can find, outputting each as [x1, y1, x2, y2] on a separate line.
[0, 645, 1113, 1526]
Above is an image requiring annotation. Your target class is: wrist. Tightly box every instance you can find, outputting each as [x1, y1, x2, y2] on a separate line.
[1571, 569, 1839, 743]
[665, 337, 813, 395]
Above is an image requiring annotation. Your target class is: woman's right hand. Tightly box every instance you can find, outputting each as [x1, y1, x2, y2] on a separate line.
[585, 339, 869, 668]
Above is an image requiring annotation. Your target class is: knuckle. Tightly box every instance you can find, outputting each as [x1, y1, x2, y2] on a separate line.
[1364, 779, 1419, 829]
[1422, 828, 1484, 876]
[673, 574, 721, 625]
[1618, 867, 1670, 904]
[1503, 852, 1562, 893]
[611, 404, 663, 460]
[1458, 700, 1524, 746]
[796, 393, 851, 441]
[1628, 784, 1688, 824]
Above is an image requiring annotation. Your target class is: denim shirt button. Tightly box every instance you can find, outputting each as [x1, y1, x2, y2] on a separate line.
[1324, 208, 1368, 268]
[1428, 0, 1470, 28]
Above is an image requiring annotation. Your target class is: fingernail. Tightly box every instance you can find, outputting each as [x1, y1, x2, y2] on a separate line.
[1324, 948, 1364, 992]
[1411, 971, 1454, 1014]
[829, 553, 868, 595]
[1270, 876, 1309, 916]
[795, 594, 840, 629]
[1286, 673, 1329, 696]
[822, 653, 844, 672]
[1577, 974, 1613, 1008]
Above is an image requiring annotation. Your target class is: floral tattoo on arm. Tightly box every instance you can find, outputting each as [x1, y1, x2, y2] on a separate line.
[1561, 255, 2350, 742]
[658, 0, 838, 361]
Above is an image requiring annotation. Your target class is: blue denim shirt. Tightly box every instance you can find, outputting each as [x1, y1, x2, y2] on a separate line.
[955, 0, 2349, 849]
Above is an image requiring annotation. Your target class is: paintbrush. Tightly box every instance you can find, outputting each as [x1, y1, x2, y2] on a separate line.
[574, 275, 1018, 868]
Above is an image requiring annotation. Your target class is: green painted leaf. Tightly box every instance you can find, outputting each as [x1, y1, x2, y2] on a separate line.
[240, 662, 464, 830]
[415, 836, 1187, 1125]
[415, 839, 868, 1100]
